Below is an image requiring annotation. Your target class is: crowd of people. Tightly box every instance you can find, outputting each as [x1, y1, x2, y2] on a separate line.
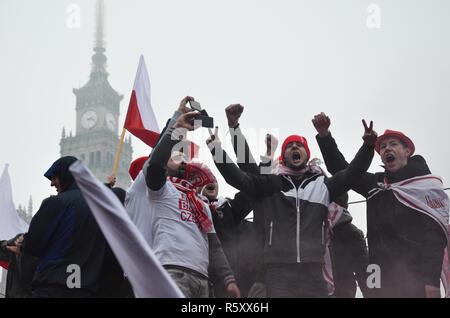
[1, 96, 449, 298]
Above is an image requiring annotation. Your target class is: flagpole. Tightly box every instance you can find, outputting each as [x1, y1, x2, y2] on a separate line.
[112, 127, 126, 176]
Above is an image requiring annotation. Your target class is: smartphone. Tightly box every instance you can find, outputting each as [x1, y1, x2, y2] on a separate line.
[188, 100, 202, 111]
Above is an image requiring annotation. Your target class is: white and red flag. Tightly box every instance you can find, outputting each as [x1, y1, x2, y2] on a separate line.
[0, 164, 29, 270]
[368, 174, 450, 297]
[124, 55, 160, 147]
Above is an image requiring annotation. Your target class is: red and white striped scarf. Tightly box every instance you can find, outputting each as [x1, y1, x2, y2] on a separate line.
[169, 177, 213, 233]
[322, 202, 346, 296]
[368, 174, 450, 297]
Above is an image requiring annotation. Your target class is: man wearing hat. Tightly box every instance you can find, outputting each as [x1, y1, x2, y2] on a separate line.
[206, 116, 377, 297]
[312, 112, 449, 298]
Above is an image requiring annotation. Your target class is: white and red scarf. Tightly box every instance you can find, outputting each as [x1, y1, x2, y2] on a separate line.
[274, 158, 325, 177]
[367, 174, 450, 297]
[322, 202, 347, 296]
[169, 177, 213, 233]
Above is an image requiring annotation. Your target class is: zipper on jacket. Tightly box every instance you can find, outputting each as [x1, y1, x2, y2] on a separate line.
[269, 221, 273, 246]
[284, 174, 320, 263]
[296, 198, 300, 262]
[284, 176, 301, 263]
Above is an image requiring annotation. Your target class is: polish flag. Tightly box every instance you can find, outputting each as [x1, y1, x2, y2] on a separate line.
[124, 55, 160, 147]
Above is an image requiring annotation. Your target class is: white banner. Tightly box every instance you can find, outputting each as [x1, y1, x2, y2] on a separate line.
[69, 160, 183, 298]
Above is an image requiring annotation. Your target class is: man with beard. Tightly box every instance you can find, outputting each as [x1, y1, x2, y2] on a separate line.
[312, 112, 448, 298]
[206, 119, 377, 297]
[143, 97, 240, 298]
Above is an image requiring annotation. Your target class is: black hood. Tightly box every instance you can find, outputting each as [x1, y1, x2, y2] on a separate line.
[44, 156, 78, 192]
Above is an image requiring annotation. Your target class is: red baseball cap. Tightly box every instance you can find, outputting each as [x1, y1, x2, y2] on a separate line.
[281, 135, 310, 163]
[129, 156, 148, 181]
[375, 130, 415, 156]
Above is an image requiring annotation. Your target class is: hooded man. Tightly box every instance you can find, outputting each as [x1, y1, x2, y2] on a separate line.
[11, 156, 106, 298]
[206, 116, 377, 298]
[313, 112, 449, 298]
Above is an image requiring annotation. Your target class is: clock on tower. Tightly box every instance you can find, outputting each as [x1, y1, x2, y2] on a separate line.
[59, 0, 132, 190]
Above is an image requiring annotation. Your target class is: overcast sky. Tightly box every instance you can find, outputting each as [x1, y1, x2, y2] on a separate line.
[1, 0, 450, 238]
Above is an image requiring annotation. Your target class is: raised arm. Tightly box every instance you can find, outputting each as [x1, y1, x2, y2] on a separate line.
[226, 104, 276, 175]
[324, 120, 377, 202]
[226, 104, 259, 175]
[207, 127, 287, 198]
[145, 109, 199, 191]
[144, 96, 199, 191]
[313, 113, 378, 198]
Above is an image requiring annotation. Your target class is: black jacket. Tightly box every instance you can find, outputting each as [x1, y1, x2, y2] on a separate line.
[329, 217, 369, 298]
[21, 156, 106, 296]
[0, 237, 38, 298]
[316, 133, 447, 297]
[209, 193, 259, 297]
[211, 140, 374, 265]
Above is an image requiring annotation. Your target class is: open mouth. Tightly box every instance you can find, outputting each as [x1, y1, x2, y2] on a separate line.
[385, 154, 395, 163]
[292, 152, 302, 164]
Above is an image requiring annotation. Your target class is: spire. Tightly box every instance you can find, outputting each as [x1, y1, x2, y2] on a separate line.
[28, 196, 33, 217]
[95, 0, 104, 49]
[91, 0, 108, 78]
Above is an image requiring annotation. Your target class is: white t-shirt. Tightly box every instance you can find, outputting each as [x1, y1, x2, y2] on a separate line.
[129, 172, 215, 277]
[125, 171, 153, 247]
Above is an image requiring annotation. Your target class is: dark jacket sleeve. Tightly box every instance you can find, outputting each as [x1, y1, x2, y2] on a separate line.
[21, 197, 62, 257]
[211, 144, 287, 198]
[144, 111, 183, 191]
[230, 126, 260, 175]
[316, 132, 349, 174]
[324, 142, 375, 202]
[0, 240, 11, 262]
[334, 223, 370, 297]
[208, 233, 236, 288]
[145, 134, 181, 191]
[418, 217, 447, 287]
[228, 192, 254, 225]
[216, 192, 254, 228]
[317, 133, 377, 198]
